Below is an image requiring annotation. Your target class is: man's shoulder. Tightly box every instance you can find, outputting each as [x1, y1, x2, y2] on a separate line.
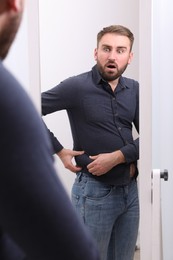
[0, 61, 8, 77]
[121, 76, 139, 89]
[0, 61, 21, 89]
[0, 62, 32, 112]
[66, 70, 91, 82]
[60, 70, 92, 89]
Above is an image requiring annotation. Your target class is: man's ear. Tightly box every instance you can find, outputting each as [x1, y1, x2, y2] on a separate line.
[128, 52, 133, 65]
[94, 48, 98, 61]
[8, 0, 22, 12]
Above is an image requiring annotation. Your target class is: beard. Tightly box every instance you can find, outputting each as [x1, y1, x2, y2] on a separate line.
[0, 14, 22, 60]
[97, 60, 128, 82]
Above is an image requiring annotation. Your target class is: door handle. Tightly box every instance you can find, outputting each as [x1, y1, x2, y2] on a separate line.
[160, 169, 168, 181]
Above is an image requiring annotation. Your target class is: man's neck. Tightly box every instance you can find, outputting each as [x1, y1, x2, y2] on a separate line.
[108, 78, 119, 91]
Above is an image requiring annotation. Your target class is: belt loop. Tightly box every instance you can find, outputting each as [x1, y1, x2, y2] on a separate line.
[124, 185, 129, 198]
[77, 172, 82, 182]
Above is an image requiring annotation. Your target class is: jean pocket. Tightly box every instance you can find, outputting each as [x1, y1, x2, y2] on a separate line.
[85, 180, 113, 200]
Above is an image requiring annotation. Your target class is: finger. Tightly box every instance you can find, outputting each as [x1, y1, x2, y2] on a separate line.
[70, 165, 82, 173]
[89, 155, 98, 160]
[91, 171, 100, 176]
[87, 166, 96, 173]
[73, 150, 84, 156]
[92, 171, 104, 176]
[87, 162, 94, 170]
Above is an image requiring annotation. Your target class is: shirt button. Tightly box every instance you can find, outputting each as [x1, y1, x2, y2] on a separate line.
[118, 127, 122, 130]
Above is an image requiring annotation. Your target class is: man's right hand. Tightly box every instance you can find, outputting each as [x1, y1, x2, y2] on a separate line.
[57, 148, 84, 173]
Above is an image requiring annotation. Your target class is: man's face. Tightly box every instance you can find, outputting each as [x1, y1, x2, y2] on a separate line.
[0, 0, 24, 60]
[94, 33, 133, 82]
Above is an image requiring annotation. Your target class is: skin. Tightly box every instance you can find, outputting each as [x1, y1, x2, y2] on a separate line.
[58, 33, 134, 176]
[94, 33, 133, 91]
[0, 0, 24, 60]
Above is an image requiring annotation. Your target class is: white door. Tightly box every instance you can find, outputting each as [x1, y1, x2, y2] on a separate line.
[139, 0, 173, 259]
[152, 0, 173, 259]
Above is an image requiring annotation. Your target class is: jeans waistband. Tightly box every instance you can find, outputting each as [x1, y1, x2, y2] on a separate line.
[76, 171, 136, 187]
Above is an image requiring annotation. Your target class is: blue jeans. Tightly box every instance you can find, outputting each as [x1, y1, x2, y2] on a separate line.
[71, 172, 139, 260]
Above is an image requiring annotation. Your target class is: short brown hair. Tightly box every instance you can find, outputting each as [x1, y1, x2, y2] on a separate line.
[97, 25, 134, 50]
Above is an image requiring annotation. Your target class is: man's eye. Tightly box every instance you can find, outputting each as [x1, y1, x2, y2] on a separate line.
[117, 49, 125, 54]
[103, 47, 110, 52]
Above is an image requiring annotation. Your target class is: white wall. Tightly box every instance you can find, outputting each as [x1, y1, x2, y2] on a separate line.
[4, 4, 30, 92]
[152, 0, 173, 259]
[39, 0, 139, 194]
[4, 1, 40, 112]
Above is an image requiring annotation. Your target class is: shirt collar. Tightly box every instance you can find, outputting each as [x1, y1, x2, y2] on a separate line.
[92, 65, 129, 89]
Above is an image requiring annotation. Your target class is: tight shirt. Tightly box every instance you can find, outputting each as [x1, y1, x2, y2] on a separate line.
[42, 65, 139, 185]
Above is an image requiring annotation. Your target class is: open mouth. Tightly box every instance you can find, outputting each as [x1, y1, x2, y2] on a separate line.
[107, 64, 116, 69]
[106, 62, 117, 70]
[106, 64, 117, 72]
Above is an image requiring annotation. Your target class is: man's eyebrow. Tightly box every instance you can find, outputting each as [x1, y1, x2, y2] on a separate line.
[101, 44, 111, 48]
[117, 46, 127, 49]
[101, 44, 127, 49]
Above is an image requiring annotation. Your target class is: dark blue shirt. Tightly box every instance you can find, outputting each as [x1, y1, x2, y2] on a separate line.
[0, 61, 99, 260]
[42, 65, 139, 185]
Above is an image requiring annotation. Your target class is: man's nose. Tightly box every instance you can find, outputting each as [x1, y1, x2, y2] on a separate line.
[108, 50, 117, 60]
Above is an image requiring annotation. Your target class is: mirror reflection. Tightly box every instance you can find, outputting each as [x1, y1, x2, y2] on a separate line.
[40, 1, 140, 260]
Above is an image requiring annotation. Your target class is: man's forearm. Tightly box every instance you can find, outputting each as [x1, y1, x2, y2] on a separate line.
[120, 138, 139, 163]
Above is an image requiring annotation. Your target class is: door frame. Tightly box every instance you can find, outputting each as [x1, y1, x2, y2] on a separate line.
[139, 0, 152, 259]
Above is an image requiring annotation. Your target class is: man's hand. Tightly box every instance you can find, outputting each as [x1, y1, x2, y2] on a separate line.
[87, 150, 125, 176]
[57, 148, 84, 173]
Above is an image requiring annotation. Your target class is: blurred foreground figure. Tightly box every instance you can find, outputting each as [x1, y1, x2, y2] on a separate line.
[0, 1, 100, 259]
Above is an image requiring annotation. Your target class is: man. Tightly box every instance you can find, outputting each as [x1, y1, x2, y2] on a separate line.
[42, 25, 139, 260]
[0, 1, 100, 259]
